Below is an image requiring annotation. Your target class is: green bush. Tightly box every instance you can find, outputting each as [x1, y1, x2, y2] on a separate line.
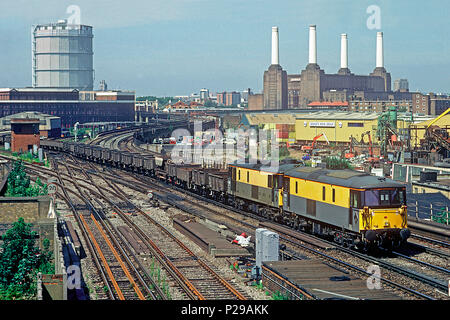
[0, 218, 54, 299]
[271, 290, 290, 300]
[432, 208, 449, 225]
[5, 160, 48, 197]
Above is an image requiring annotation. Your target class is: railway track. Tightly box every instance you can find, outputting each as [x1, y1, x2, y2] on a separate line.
[409, 233, 450, 250]
[25, 159, 162, 300]
[70, 157, 248, 300]
[24, 154, 248, 300]
[53, 160, 161, 300]
[6, 140, 449, 300]
[86, 164, 450, 300]
[65, 160, 447, 300]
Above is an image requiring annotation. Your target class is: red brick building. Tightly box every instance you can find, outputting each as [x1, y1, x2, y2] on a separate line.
[11, 118, 40, 153]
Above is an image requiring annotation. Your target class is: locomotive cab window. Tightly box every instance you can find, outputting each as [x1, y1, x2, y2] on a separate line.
[268, 175, 273, 188]
[277, 175, 283, 189]
[364, 188, 406, 207]
[379, 191, 390, 205]
[350, 190, 362, 208]
[391, 188, 406, 205]
[247, 171, 249, 183]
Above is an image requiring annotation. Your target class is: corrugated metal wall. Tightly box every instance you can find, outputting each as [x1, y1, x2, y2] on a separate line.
[33, 23, 93, 90]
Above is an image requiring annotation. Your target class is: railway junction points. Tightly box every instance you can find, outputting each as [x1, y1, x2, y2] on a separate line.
[0, 111, 447, 303]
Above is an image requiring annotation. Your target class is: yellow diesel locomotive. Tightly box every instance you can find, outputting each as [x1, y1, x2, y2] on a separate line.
[229, 162, 410, 249]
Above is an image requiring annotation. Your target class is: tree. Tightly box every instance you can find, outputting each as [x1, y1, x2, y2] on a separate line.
[203, 100, 217, 108]
[5, 160, 47, 197]
[0, 218, 53, 299]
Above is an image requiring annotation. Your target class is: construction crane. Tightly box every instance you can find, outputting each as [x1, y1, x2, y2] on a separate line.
[425, 107, 450, 129]
[301, 132, 330, 153]
[377, 107, 398, 157]
[361, 131, 379, 163]
[344, 136, 357, 158]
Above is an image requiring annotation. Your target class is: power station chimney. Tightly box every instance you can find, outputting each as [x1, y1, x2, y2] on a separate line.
[370, 31, 391, 91]
[338, 33, 351, 75]
[308, 25, 317, 64]
[340, 33, 348, 69]
[271, 26, 279, 65]
[376, 31, 384, 68]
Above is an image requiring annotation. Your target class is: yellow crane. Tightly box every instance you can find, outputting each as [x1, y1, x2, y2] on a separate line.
[426, 107, 450, 129]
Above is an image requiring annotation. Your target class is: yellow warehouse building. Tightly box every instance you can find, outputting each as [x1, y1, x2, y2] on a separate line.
[295, 112, 379, 144]
[239, 111, 449, 147]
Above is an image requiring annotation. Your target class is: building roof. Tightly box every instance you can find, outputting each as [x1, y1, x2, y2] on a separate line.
[0, 112, 61, 131]
[10, 119, 40, 124]
[307, 101, 349, 107]
[295, 111, 380, 121]
[0, 111, 60, 121]
[244, 113, 298, 126]
[0, 87, 79, 93]
[94, 90, 135, 96]
[412, 179, 450, 192]
[414, 114, 450, 128]
[171, 100, 188, 108]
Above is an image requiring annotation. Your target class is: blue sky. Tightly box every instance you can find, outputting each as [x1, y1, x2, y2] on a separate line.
[0, 0, 448, 96]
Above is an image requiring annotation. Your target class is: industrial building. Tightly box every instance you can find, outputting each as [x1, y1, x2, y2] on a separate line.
[249, 25, 393, 110]
[294, 111, 380, 144]
[0, 20, 137, 129]
[231, 110, 448, 153]
[248, 25, 450, 118]
[32, 20, 94, 90]
[263, 27, 288, 110]
[239, 113, 297, 143]
[0, 88, 135, 128]
[0, 111, 61, 138]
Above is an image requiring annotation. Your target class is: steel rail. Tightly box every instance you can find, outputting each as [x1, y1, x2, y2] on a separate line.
[79, 214, 126, 300]
[77, 161, 246, 300]
[50, 160, 116, 300]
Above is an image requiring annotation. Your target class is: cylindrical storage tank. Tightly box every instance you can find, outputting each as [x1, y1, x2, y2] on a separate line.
[32, 20, 94, 90]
